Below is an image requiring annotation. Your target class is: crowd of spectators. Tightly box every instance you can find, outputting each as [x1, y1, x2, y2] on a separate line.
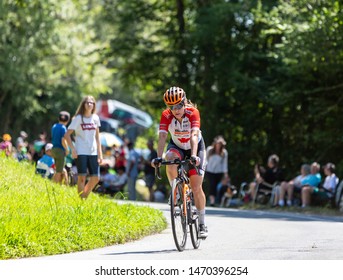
[0, 130, 166, 202]
[202, 135, 340, 210]
[1, 131, 340, 208]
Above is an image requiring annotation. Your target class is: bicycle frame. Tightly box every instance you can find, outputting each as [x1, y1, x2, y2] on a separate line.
[155, 158, 201, 251]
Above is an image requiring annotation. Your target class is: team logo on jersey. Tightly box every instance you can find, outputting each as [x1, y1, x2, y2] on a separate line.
[81, 123, 96, 130]
[178, 137, 190, 143]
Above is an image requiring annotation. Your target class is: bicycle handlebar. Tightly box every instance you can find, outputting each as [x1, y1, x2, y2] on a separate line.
[154, 158, 200, 180]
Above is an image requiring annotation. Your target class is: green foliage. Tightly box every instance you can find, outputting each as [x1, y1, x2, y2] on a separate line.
[0, 155, 167, 259]
[0, 0, 113, 136]
[1, 0, 343, 185]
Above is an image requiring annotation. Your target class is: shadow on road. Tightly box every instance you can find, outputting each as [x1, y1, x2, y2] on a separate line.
[205, 207, 343, 223]
[103, 248, 177, 256]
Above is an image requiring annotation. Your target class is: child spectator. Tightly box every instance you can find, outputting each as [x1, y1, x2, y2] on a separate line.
[32, 131, 47, 164]
[36, 143, 55, 179]
[0, 134, 13, 157]
[51, 111, 70, 184]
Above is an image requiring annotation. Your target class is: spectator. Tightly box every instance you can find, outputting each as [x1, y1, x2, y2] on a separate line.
[301, 162, 322, 207]
[126, 141, 141, 201]
[143, 139, 158, 202]
[154, 184, 167, 203]
[216, 174, 237, 207]
[15, 142, 31, 162]
[36, 143, 55, 179]
[102, 146, 116, 169]
[51, 111, 70, 184]
[278, 163, 311, 207]
[32, 131, 47, 164]
[247, 154, 284, 203]
[16, 130, 28, 150]
[205, 135, 228, 206]
[98, 165, 128, 195]
[114, 145, 126, 172]
[313, 162, 339, 206]
[14, 130, 31, 161]
[0, 133, 13, 157]
[64, 96, 103, 199]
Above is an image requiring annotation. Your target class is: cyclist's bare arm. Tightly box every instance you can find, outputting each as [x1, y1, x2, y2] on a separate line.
[157, 131, 168, 158]
[190, 129, 200, 165]
[151, 132, 168, 168]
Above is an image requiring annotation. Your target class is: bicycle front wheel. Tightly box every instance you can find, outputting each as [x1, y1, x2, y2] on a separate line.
[170, 180, 187, 251]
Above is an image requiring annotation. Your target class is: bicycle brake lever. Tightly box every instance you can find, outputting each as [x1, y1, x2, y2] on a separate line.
[155, 166, 162, 180]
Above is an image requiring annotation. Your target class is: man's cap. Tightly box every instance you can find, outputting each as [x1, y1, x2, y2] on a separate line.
[45, 143, 53, 151]
[59, 111, 70, 122]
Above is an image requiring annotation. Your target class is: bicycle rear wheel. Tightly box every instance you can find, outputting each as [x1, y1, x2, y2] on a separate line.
[170, 180, 187, 251]
[189, 194, 201, 249]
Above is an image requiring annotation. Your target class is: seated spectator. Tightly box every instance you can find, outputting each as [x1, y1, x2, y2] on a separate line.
[312, 162, 339, 206]
[98, 165, 128, 196]
[16, 130, 28, 150]
[114, 146, 126, 172]
[154, 184, 167, 203]
[301, 162, 322, 208]
[32, 131, 47, 164]
[216, 174, 237, 207]
[277, 164, 311, 207]
[247, 154, 284, 203]
[15, 142, 32, 162]
[0, 134, 13, 157]
[36, 143, 55, 179]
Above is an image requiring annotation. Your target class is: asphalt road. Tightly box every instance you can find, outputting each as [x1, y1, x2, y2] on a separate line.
[34, 201, 343, 260]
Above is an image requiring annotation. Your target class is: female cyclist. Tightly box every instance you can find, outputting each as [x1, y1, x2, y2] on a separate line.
[152, 86, 208, 238]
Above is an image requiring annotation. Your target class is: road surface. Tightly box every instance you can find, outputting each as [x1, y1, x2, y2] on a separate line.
[34, 201, 343, 260]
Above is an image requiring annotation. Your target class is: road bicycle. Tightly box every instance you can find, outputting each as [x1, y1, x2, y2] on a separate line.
[155, 158, 201, 252]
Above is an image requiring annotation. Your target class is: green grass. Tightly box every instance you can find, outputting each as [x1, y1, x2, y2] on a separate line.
[0, 155, 167, 260]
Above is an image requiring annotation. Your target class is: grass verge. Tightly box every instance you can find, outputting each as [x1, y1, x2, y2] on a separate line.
[0, 155, 167, 260]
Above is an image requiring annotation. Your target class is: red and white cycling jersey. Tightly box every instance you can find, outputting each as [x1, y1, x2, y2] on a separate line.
[159, 106, 202, 150]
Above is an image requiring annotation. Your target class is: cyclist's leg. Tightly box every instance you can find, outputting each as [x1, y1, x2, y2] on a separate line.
[165, 143, 184, 185]
[190, 174, 208, 238]
[190, 175, 206, 210]
[189, 138, 208, 238]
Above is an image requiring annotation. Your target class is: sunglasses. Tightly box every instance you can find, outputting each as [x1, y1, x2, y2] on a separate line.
[86, 101, 95, 105]
[169, 103, 184, 110]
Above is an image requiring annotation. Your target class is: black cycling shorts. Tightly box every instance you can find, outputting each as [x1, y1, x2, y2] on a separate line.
[166, 138, 206, 176]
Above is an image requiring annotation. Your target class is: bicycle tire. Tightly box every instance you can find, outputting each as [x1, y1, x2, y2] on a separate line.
[189, 194, 201, 249]
[170, 180, 187, 251]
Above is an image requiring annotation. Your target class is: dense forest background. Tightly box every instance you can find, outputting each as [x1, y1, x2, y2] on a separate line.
[1, 0, 342, 184]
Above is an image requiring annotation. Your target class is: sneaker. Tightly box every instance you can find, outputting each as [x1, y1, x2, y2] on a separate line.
[199, 224, 208, 239]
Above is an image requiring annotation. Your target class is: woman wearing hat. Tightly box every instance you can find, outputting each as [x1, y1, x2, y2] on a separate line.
[205, 135, 229, 206]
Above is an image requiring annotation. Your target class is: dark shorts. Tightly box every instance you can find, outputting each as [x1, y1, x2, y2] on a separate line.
[166, 138, 206, 176]
[51, 147, 66, 173]
[145, 173, 155, 189]
[76, 155, 100, 177]
[205, 172, 224, 196]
